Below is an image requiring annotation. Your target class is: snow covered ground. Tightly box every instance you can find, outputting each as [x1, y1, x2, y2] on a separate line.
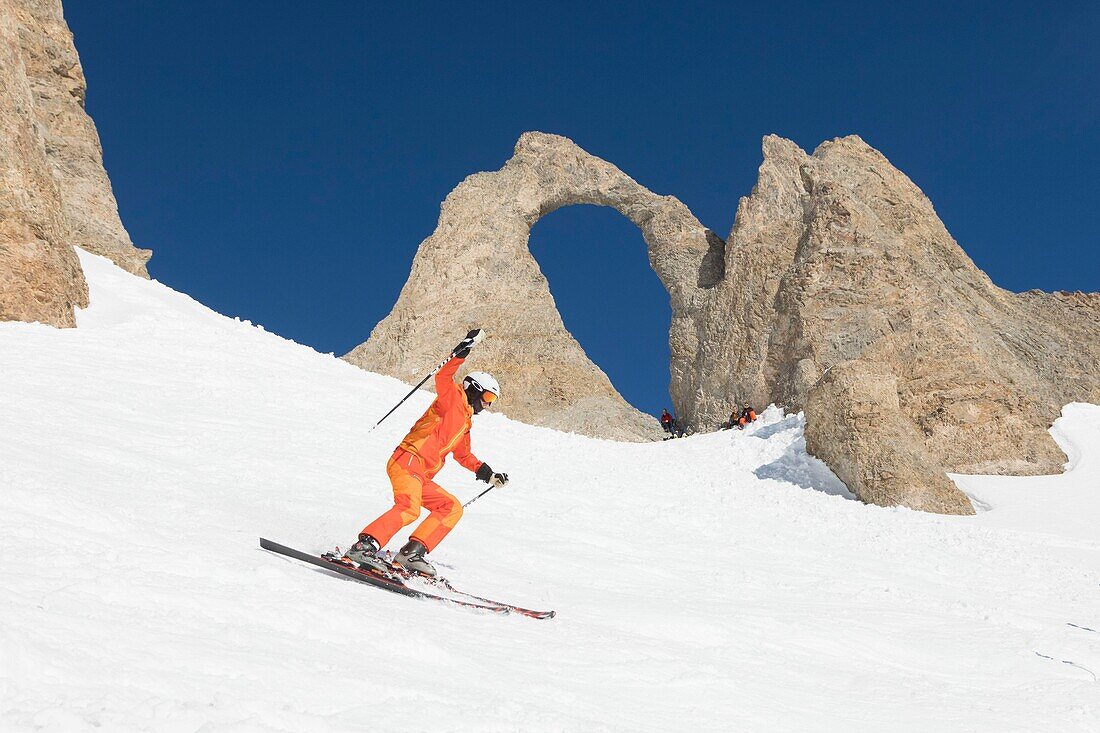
[1, 250, 1098, 732]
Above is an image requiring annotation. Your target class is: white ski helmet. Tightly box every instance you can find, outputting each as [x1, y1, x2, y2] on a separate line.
[462, 371, 501, 400]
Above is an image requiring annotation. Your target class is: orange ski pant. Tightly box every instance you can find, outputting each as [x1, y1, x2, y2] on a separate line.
[360, 449, 463, 552]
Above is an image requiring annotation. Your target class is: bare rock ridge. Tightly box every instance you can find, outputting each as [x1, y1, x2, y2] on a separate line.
[345, 132, 723, 441]
[1, 0, 149, 328]
[351, 131, 1100, 514]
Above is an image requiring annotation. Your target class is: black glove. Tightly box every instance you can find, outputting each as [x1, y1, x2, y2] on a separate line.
[452, 328, 483, 359]
[476, 463, 508, 488]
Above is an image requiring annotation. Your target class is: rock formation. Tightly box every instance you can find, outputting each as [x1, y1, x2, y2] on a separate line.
[351, 131, 1100, 514]
[1, 0, 149, 328]
[698, 134, 1100, 488]
[0, 1, 85, 326]
[345, 132, 723, 441]
[804, 360, 974, 514]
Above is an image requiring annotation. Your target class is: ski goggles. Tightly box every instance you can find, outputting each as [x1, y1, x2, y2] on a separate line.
[466, 376, 499, 405]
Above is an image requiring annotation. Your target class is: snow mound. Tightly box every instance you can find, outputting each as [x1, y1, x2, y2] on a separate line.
[1, 250, 1097, 731]
[952, 402, 1100, 543]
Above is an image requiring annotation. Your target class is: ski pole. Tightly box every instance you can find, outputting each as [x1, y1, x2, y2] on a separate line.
[463, 486, 494, 509]
[368, 352, 455, 433]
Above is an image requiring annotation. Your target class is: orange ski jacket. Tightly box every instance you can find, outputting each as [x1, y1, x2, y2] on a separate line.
[396, 356, 483, 478]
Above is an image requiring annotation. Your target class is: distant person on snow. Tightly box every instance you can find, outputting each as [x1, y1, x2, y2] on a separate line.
[660, 409, 675, 436]
[736, 404, 757, 429]
[344, 329, 508, 577]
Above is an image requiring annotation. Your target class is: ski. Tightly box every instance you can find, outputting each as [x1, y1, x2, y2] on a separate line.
[260, 538, 555, 619]
[323, 549, 541, 614]
[346, 550, 556, 620]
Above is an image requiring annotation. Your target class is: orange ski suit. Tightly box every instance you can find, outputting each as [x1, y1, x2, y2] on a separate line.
[360, 356, 483, 552]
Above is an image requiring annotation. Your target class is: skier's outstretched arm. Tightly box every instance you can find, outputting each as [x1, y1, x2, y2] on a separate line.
[434, 329, 483, 403]
[434, 355, 465, 400]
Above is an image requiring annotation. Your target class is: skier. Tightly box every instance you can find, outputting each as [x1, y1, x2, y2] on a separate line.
[660, 409, 675, 437]
[344, 329, 509, 577]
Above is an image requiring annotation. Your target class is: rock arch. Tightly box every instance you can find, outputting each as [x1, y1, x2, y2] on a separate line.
[343, 132, 723, 440]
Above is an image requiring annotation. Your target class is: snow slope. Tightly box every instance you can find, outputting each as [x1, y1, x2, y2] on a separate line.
[1, 250, 1098, 732]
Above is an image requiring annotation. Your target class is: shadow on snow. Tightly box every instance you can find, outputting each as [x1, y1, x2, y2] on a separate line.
[749, 414, 856, 500]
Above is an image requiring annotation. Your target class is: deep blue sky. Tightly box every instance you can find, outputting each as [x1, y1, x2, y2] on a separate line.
[66, 2, 1098, 417]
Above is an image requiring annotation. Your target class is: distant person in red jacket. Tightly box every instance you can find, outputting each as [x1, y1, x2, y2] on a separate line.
[660, 409, 675, 436]
[737, 404, 757, 429]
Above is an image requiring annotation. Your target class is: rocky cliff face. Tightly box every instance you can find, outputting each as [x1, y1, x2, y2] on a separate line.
[701, 135, 1100, 484]
[352, 131, 1100, 514]
[1, 0, 149, 328]
[344, 132, 723, 441]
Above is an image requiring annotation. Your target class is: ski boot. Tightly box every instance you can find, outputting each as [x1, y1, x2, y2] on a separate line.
[343, 534, 390, 574]
[394, 539, 436, 577]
